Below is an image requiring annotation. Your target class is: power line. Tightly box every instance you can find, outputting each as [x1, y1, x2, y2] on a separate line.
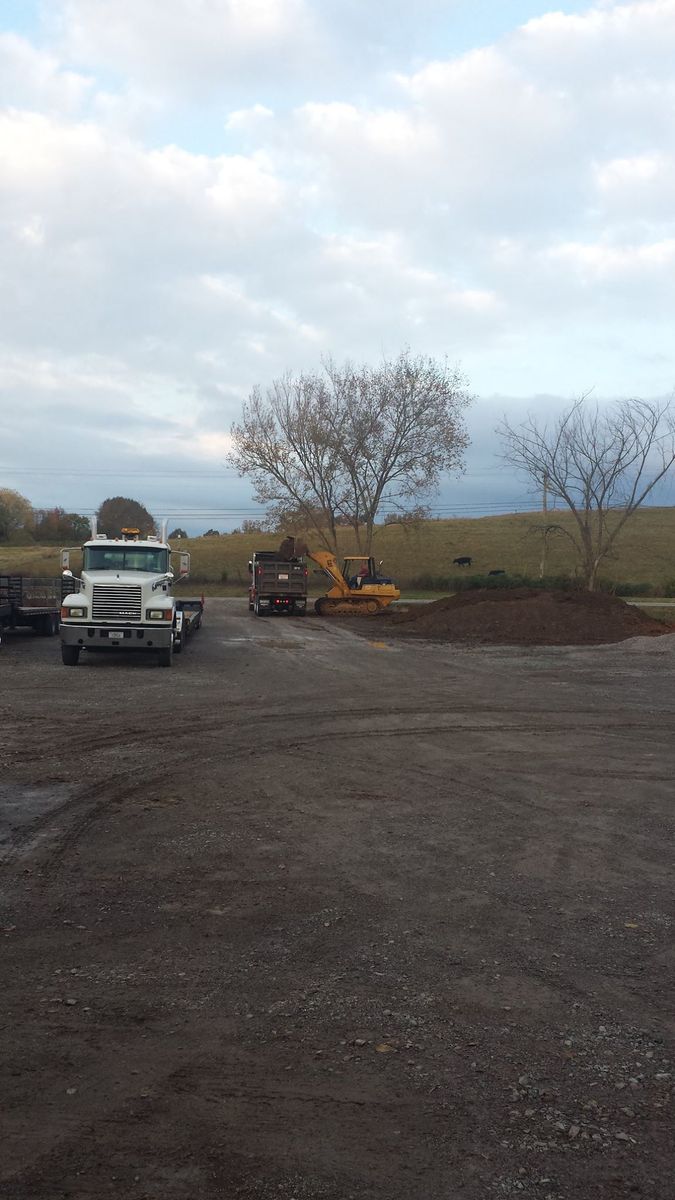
[0, 466, 239, 479]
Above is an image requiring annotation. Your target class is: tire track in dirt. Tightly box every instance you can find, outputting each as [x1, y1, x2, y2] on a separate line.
[5, 702, 667, 764]
[5, 698, 671, 870]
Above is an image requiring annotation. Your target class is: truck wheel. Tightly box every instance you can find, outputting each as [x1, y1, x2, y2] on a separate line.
[254, 597, 266, 617]
[173, 627, 184, 654]
[39, 614, 58, 636]
[157, 646, 173, 667]
[61, 644, 80, 666]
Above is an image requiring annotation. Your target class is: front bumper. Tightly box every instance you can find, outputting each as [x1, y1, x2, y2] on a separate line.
[60, 623, 173, 649]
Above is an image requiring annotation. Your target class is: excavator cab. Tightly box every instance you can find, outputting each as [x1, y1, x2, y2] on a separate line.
[342, 556, 393, 590]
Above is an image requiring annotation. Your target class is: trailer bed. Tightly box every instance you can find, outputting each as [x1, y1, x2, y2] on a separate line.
[0, 576, 62, 643]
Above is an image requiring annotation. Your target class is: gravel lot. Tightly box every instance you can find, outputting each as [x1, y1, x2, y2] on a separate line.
[1, 599, 674, 1199]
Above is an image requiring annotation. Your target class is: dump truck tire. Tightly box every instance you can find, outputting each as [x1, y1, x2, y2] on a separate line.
[61, 645, 80, 666]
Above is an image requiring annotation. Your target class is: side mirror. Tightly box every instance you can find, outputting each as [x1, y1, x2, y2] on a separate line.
[248, 561, 253, 575]
[62, 569, 73, 577]
[379, 560, 383, 566]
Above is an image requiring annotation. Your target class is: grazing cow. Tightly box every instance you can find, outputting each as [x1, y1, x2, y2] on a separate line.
[453, 556, 472, 567]
[488, 569, 506, 576]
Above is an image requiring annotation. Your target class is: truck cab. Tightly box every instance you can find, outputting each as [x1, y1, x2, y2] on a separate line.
[60, 527, 188, 667]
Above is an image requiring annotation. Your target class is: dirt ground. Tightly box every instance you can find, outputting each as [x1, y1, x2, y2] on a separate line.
[1, 600, 674, 1200]
[384, 589, 674, 645]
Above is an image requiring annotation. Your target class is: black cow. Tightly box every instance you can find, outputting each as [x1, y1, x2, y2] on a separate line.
[453, 556, 472, 567]
[488, 569, 506, 576]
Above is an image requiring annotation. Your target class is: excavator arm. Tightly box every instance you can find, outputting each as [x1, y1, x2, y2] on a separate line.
[307, 549, 350, 598]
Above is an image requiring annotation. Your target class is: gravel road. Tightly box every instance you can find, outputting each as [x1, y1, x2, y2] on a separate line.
[1, 600, 674, 1199]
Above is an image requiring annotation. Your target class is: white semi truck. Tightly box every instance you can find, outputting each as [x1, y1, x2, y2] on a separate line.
[59, 524, 197, 667]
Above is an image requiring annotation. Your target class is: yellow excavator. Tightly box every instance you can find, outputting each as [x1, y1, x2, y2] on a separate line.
[277, 537, 400, 615]
[311, 550, 400, 615]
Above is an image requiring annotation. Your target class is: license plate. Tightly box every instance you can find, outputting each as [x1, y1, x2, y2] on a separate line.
[278, 573, 289, 580]
[107, 630, 125, 639]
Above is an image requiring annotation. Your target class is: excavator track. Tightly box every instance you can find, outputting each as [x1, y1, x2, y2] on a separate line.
[315, 597, 384, 616]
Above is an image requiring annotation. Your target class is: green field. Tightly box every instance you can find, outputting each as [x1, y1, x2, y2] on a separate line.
[1, 507, 674, 595]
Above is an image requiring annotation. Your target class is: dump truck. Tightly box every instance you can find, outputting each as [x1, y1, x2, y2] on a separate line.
[248, 548, 308, 616]
[59, 524, 196, 666]
[0, 576, 62, 647]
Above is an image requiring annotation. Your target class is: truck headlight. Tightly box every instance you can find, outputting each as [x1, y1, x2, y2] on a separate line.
[147, 608, 171, 620]
[62, 606, 87, 619]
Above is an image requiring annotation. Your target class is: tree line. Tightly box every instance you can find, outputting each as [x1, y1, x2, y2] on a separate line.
[0, 493, 157, 544]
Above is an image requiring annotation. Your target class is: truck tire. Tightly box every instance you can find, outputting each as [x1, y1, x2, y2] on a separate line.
[157, 646, 173, 667]
[39, 614, 59, 636]
[61, 644, 80, 666]
[173, 626, 184, 654]
[253, 597, 266, 617]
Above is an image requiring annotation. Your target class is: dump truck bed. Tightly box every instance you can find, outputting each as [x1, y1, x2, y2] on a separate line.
[249, 552, 308, 616]
[256, 558, 307, 597]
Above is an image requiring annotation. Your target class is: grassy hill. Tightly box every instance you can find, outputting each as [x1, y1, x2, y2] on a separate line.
[1, 507, 674, 594]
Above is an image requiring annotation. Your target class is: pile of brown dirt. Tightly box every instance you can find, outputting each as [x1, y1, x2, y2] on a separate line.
[388, 587, 674, 645]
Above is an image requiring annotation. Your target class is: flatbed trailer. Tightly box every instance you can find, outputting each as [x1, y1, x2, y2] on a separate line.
[0, 576, 62, 647]
[173, 596, 204, 653]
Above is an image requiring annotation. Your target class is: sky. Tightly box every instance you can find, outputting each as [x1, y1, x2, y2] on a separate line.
[1, 0, 674, 532]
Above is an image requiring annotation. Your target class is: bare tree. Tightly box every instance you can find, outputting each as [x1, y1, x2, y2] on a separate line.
[229, 372, 350, 552]
[229, 351, 472, 554]
[499, 396, 675, 589]
[526, 521, 567, 579]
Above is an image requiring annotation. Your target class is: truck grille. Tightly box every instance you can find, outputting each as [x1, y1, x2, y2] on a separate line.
[92, 585, 142, 622]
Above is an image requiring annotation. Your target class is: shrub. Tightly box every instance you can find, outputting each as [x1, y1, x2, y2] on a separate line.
[595, 579, 653, 597]
[408, 573, 453, 591]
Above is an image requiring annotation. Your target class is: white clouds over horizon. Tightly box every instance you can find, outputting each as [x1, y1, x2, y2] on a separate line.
[1, 0, 674, 522]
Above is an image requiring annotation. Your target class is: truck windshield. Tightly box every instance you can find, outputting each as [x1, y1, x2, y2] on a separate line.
[84, 547, 169, 573]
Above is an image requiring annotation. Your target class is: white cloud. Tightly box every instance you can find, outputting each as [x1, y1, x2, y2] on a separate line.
[3, 0, 675, 524]
[55, 0, 318, 96]
[0, 32, 92, 114]
[594, 153, 675, 221]
[225, 104, 275, 132]
[546, 237, 675, 278]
